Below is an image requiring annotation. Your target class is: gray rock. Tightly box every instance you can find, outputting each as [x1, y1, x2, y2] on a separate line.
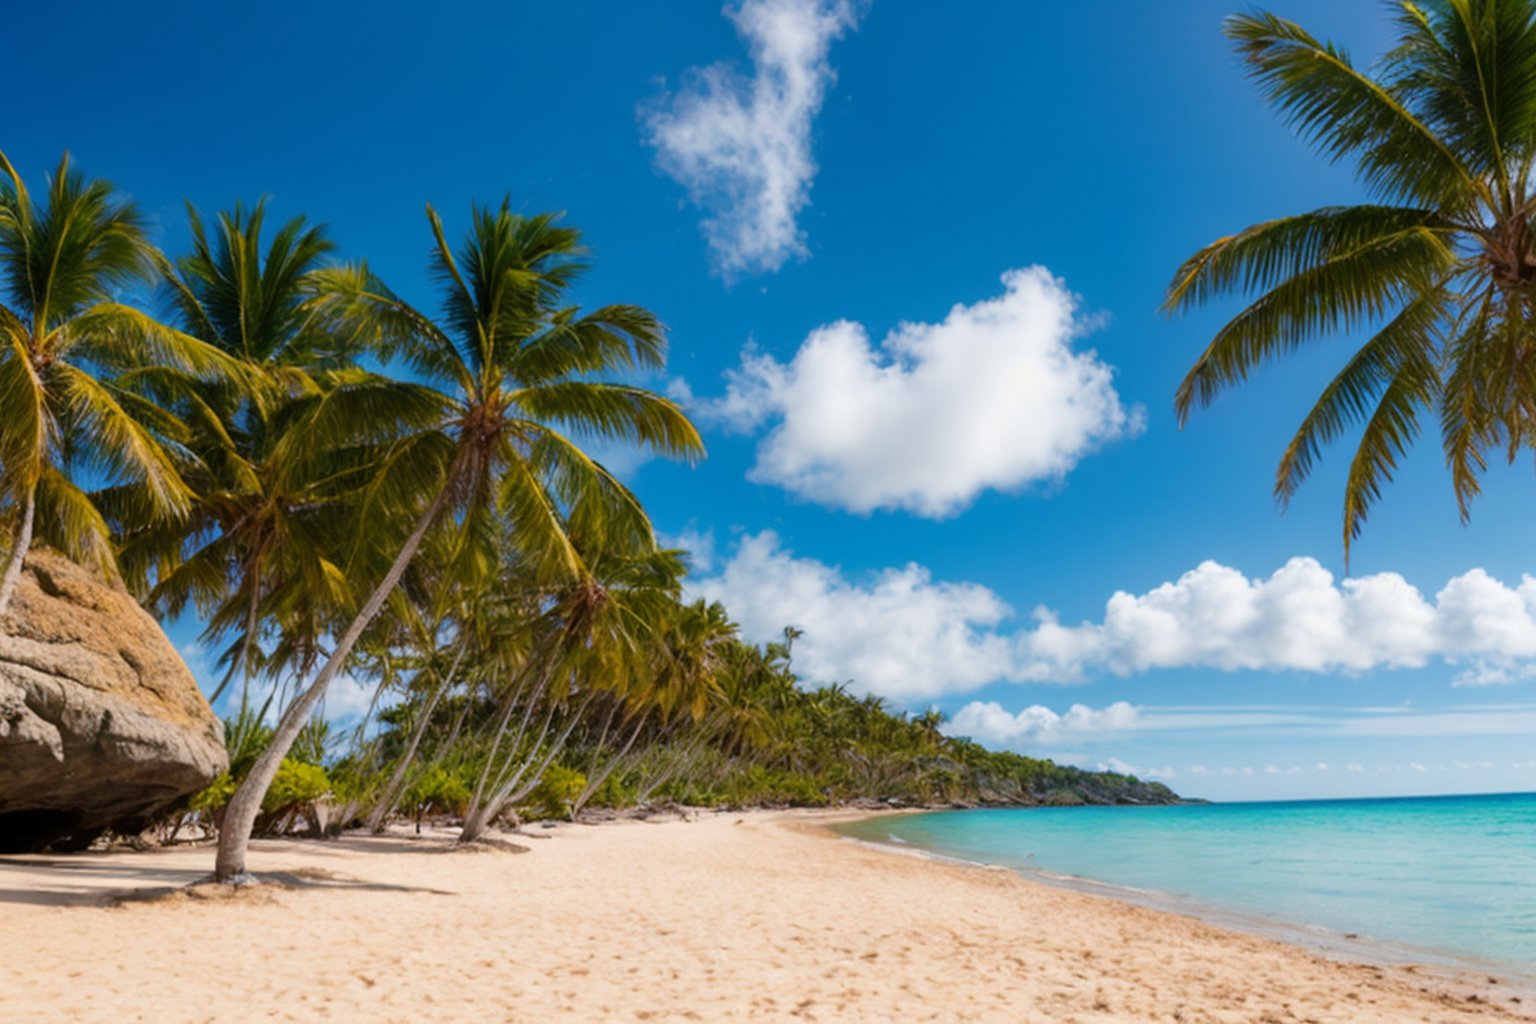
[0, 549, 227, 851]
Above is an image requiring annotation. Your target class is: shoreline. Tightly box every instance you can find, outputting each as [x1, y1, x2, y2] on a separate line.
[1, 807, 1530, 1022]
[823, 809, 1536, 996]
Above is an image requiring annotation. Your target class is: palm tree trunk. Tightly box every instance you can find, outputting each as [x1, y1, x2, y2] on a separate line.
[0, 484, 37, 618]
[459, 692, 591, 841]
[213, 480, 456, 883]
[365, 643, 465, 833]
[635, 726, 712, 805]
[572, 710, 650, 815]
[462, 673, 531, 827]
[460, 653, 555, 830]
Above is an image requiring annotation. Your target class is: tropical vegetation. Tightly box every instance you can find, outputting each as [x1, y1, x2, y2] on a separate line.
[167, 625, 1176, 849]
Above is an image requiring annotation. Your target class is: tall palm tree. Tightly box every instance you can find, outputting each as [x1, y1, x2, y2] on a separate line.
[111, 200, 444, 718]
[0, 149, 240, 613]
[1166, 1, 1536, 559]
[212, 200, 703, 881]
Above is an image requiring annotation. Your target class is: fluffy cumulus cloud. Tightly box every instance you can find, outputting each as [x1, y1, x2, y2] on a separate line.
[689, 535, 1536, 701]
[945, 700, 1140, 747]
[645, 0, 859, 275]
[703, 267, 1140, 516]
[1021, 559, 1536, 685]
[690, 531, 1015, 700]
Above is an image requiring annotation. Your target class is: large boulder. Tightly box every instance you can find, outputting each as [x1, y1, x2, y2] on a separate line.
[0, 549, 227, 851]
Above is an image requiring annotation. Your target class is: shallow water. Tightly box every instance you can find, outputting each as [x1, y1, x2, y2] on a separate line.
[838, 792, 1536, 973]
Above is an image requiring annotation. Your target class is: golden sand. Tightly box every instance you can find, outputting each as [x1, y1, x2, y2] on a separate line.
[1, 809, 1529, 1023]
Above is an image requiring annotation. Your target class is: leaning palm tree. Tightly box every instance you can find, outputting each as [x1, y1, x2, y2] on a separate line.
[0, 149, 240, 613]
[1166, 1, 1536, 559]
[111, 200, 444, 722]
[212, 200, 703, 881]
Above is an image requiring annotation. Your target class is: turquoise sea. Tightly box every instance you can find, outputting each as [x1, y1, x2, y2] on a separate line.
[839, 792, 1536, 974]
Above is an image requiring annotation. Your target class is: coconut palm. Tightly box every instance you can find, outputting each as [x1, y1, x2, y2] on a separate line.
[212, 200, 703, 881]
[0, 149, 241, 613]
[107, 201, 445, 735]
[569, 582, 733, 815]
[457, 545, 690, 838]
[1166, 1, 1536, 558]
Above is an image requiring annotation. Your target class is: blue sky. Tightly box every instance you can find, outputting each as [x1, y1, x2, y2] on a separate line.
[13, 1, 1536, 800]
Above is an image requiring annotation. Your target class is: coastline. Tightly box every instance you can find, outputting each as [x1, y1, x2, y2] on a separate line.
[1, 807, 1529, 1022]
[828, 809, 1536, 993]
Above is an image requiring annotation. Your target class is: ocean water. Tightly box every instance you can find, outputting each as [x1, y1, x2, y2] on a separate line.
[839, 792, 1536, 973]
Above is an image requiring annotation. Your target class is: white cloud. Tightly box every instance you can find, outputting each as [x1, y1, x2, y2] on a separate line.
[690, 531, 1014, 700]
[702, 267, 1140, 516]
[645, 0, 859, 275]
[1019, 558, 1536, 685]
[659, 524, 718, 574]
[693, 534, 1536, 701]
[945, 700, 1139, 747]
[1098, 757, 1139, 776]
[322, 674, 394, 725]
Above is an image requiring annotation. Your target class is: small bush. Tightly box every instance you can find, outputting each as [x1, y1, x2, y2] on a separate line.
[189, 773, 237, 813]
[404, 765, 471, 819]
[527, 765, 586, 820]
[263, 759, 331, 813]
[588, 771, 636, 809]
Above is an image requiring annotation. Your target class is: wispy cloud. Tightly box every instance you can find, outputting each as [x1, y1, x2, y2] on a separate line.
[944, 700, 1536, 747]
[645, 0, 860, 275]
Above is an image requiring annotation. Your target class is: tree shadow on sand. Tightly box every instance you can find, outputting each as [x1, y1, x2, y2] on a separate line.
[0, 856, 458, 907]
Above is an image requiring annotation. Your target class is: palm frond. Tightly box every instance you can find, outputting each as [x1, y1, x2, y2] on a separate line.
[1276, 284, 1450, 505]
[1175, 223, 1454, 421]
[511, 382, 704, 459]
[52, 363, 195, 518]
[1226, 10, 1486, 208]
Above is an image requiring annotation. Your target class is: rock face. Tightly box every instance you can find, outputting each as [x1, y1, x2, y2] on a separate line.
[0, 549, 227, 852]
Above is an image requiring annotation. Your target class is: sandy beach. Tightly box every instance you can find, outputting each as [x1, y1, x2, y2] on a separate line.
[0, 809, 1529, 1023]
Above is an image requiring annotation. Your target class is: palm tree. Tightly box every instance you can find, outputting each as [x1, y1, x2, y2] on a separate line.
[108, 201, 444, 745]
[576, 591, 734, 813]
[212, 200, 703, 881]
[458, 545, 687, 837]
[1166, 1, 1536, 559]
[0, 149, 240, 613]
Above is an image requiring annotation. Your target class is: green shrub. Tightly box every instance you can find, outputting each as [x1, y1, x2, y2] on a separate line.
[263, 759, 331, 813]
[189, 773, 237, 813]
[589, 771, 636, 809]
[404, 765, 471, 818]
[527, 765, 586, 820]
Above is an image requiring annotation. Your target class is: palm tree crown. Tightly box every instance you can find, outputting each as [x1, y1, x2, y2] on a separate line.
[311, 200, 703, 578]
[0, 149, 239, 612]
[1167, 0, 1536, 558]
